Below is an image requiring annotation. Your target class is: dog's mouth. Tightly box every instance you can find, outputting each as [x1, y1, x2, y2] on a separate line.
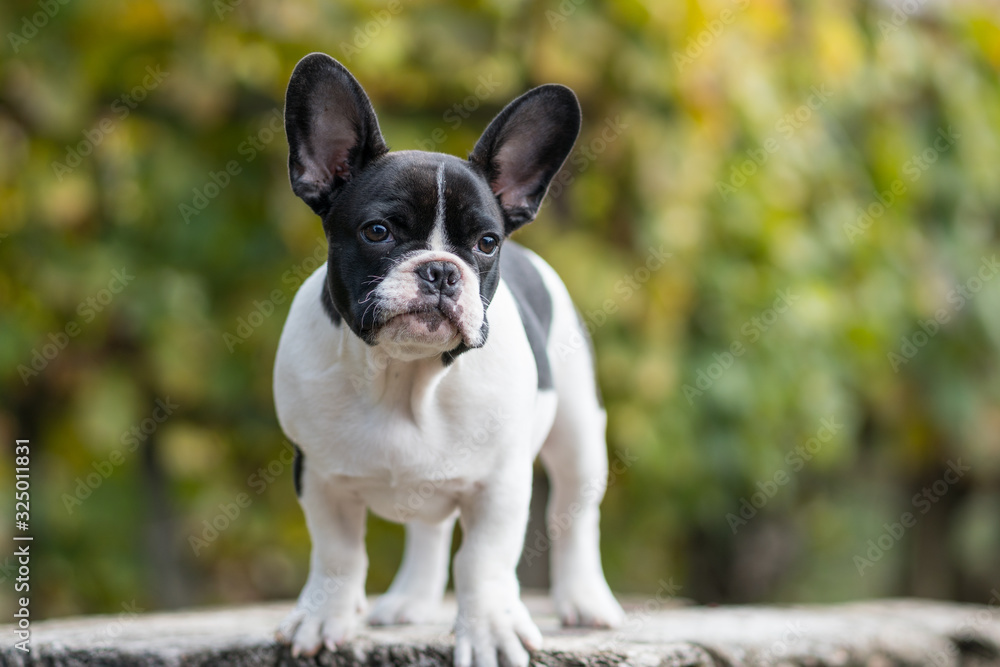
[375, 303, 466, 350]
[360, 254, 485, 354]
[389, 307, 456, 333]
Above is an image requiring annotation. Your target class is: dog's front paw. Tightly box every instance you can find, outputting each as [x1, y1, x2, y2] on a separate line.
[369, 591, 445, 626]
[554, 579, 625, 629]
[275, 586, 367, 657]
[453, 597, 542, 667]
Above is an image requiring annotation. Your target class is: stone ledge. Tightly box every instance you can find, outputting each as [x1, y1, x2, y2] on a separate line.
[2, 595, 999, 666]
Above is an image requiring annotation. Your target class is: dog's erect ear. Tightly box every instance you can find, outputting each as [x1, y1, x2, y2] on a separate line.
[469, 84, 581, 234]
[284, 53, 388, 217]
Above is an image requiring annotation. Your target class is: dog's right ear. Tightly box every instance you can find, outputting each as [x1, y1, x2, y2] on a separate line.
[284, 53, 388, 218]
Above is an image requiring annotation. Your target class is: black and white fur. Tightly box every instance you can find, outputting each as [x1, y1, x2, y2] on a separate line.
[273, 53, 623, 667]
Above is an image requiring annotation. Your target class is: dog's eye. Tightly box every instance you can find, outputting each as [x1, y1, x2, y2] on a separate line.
[361, 222, 393, 243]
[476, 235, 499, 256]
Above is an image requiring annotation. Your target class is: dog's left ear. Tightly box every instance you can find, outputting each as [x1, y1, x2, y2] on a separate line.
[469, 84, 581, 235]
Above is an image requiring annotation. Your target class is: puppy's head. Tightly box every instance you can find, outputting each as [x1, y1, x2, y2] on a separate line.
[284, 53, 580, 360]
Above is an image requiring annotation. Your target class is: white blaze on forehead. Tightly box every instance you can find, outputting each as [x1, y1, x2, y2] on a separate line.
[428, 163, 447, 251]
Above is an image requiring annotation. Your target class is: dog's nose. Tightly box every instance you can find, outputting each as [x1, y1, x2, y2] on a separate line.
[416, 261, 461, 297]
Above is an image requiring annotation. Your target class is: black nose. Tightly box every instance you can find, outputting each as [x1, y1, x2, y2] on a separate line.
[416, 261, 461, 297]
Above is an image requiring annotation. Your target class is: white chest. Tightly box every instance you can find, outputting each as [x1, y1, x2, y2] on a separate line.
[272, 264, 550, 519]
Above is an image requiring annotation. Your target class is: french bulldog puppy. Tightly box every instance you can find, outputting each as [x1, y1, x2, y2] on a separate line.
[273, 53, 624, 667]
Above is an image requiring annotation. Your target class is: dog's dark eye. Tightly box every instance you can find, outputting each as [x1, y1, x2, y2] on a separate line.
[361, 222, 393, 243]
[476, 235, 499, 256]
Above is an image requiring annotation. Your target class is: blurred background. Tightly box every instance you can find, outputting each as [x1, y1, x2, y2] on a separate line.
[1, 0, 999, 619]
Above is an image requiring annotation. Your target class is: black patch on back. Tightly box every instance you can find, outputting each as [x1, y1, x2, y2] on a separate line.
[319, 279, 342, 326]
[293, 445, 304, 497]
[500, 243, 553, 390]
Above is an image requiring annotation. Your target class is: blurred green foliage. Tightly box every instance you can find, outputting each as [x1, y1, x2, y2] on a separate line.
[1, 0, 999, 618]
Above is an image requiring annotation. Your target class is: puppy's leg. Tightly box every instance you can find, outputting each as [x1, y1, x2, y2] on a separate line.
[453, 459, 542, 667]
[276, 466, 368, 657]
[540, 397, 625, 628]
[369, 513, 456, 625]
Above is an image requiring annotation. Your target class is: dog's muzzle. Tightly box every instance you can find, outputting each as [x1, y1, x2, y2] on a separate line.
[370, 254, 484, 354]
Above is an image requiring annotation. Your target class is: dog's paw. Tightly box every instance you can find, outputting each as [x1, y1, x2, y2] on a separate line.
[275, 589, 367, 657]
[554, 580, 625, 629]
[453, 597, 542, 667]
[368, 592, 444, 626]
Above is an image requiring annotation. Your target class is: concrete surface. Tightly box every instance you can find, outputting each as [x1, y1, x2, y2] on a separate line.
[2, 594, 999, 666]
